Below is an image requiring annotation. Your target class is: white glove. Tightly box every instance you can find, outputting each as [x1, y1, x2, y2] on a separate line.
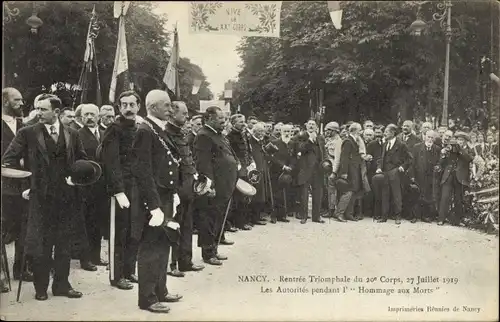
[149, 208, 164, 227]
[172, 194, 181, 217]
[376, 169, 382, 174]
[114, 192, 130, 209]
[65, 176, 75, 186]
[166, 221, 180, 230]
[20, 158, 25, 167]
[22, 189, 30, 200]
[398, 166, 405, 172]
[237, 163, 242, 171]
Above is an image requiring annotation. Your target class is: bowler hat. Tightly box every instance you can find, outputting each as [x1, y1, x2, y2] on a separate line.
[236, 178, 257, 196]
[70, 160, 102, 186]
[335, 177, 350, 194]
[371, 173, 386, 185]
[321, 159, 333, 174]
[278, 172, 293, 185]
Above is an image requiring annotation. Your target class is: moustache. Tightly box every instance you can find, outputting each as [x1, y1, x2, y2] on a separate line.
[124, 111, 135, 116]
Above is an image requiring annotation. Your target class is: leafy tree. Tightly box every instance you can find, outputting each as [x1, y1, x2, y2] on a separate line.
[234, 1, 498, 127]
[3, 1, 212, 112]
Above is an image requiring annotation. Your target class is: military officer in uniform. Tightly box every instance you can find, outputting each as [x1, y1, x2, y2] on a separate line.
[131, 90, 182, 313]
[165, 101, 205, 277]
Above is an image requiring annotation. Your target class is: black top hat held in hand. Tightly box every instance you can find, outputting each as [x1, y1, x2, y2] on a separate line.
[70, 160, 102, 186]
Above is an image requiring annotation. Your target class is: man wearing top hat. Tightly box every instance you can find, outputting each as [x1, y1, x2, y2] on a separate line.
[131, 90, 182, 313]
[2, 93, 88, 301]
[77, 104, 108, 271]
[193, 106, 239, 266]
[437, 131, 473, 226]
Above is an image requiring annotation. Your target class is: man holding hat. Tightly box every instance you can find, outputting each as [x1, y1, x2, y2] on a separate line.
[268, 124, 294, 223]
[1, 87, 33, 290]
[131, 90, 182, 313]
[193, 106, 239, 266]
[2, 93, 88, 301]
[437, 131, 473, 226]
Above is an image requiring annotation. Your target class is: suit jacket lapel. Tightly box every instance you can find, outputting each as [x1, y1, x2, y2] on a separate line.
[35, 123, 50, 165]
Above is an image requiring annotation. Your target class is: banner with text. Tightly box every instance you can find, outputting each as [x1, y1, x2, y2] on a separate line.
[189, 1, 282, 38]
[199, 100, 230, 113]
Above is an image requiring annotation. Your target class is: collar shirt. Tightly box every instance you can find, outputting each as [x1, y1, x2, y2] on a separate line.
[2, 114, 17, 134]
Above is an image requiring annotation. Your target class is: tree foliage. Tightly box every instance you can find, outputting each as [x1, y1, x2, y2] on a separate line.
[3, 1, 213, 112]
[234, 1, 499, 126]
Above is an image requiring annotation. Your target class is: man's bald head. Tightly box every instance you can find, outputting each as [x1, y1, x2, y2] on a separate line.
[145, 89, 171, 121]
[81, 104, 100, 127]
[2, 87, 24, 117]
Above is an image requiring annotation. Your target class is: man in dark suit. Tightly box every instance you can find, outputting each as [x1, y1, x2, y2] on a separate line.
[59, 108, 76, 127]
[1, 88, 33, 291]
[290, 120, 326, 224]
[365, 126, 384, 219]
[398, 120, 422, 150]
[98, 105, 115, 132]
[77, 104, 108, 271]
[69, 104, 84, 131]
[186, 114, 203, 234]
[2, 93, 87, 301]
[334, 123, 364, 221]
[268, 124, 293, 223]
[226, 114, 257, 230]
[376, 124, 412, 224]
[131, 90, 182, 313]
[164, 101, 204, 277]
[248, 122, 273, 224]
[100, 91, 141, 290]
[193, 106, 239, 266]
[437, 132, 473, 226]
[409, 130, 441, 223]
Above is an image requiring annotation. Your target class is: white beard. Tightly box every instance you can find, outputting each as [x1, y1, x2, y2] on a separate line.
[281, 136, 290, 144]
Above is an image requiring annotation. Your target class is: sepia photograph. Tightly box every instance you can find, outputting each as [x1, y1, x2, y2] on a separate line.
[1, 1, 499, 321]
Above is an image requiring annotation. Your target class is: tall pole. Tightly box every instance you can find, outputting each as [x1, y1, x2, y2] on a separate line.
[441, 1, 452, 127]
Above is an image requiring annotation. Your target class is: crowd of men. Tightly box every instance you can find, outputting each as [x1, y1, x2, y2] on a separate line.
[1, 86, 499, 314]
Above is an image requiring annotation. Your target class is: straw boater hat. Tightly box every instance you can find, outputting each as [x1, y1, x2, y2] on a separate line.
[454, 131, 470, 141]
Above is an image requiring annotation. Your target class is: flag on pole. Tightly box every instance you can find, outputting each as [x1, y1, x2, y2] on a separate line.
[164, 27, 180, 99]
[109, 2, 130, 104]
[191, 79, 202, 95]
[327, 1, 343, 30]
[76, 5, 102, 107]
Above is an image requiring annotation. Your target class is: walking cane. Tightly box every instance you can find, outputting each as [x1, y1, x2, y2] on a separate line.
[217, 197, 233, 246]
[109, 196, 116, 282]
[15, 251, 24, 302]
[2, 243, 11, 291]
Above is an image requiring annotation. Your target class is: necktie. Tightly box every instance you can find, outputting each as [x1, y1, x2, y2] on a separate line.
[386, 142, 391, 151]
[94, 129, 100, 141]
[50, 125, 58, 143]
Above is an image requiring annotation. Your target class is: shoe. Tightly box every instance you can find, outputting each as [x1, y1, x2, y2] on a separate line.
[112, 278, 134, 290]
[241, 225, 252, 231]
[1, 282, 10, 293]
[277, 218, 290, 222]
[270, 217, 277, 224]
[168, 269, 185, 278]
[81, 261, 98, 272]
[437, 221, 445, 226]
[13, 270, 34, 282]
[410, 218, 417, 223]
[345, 215, 356, 221]
[253, 221, 266, 226]
[335, 215, 347, 223]
[220, 239, 234, 245]
[35, 292, 48, 301]
[377, 219, 387, 223]
[106, 265, 109, 271]
[300, 218, 307, 224]
[422, 218, 432, 223]
[52, 288, 83, 298]
[126, 274, 139, 283]
[162, 293, 183, 303]
[203, 257, 222, 266]
[178, 263, 204, 272]
[227, 227, 238, 232]
[215, 253, 228, 260]
[312, 219, 325, 223]
[354, 216, 363, 221]
[142, 302, 170, 313]
[91, 259, 108, 266]
[193, 228, 199, 235]
[287, 212, 294, 217]
[395, 219, 401, 225]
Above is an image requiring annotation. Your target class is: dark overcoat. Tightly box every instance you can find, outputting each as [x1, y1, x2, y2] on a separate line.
[337, 135, 363, 192]
[2, 122, 88, 256]
[249, 136, 271, 204]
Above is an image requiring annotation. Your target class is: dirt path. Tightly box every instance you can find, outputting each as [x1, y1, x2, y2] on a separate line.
[1, 217, 498, 321]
